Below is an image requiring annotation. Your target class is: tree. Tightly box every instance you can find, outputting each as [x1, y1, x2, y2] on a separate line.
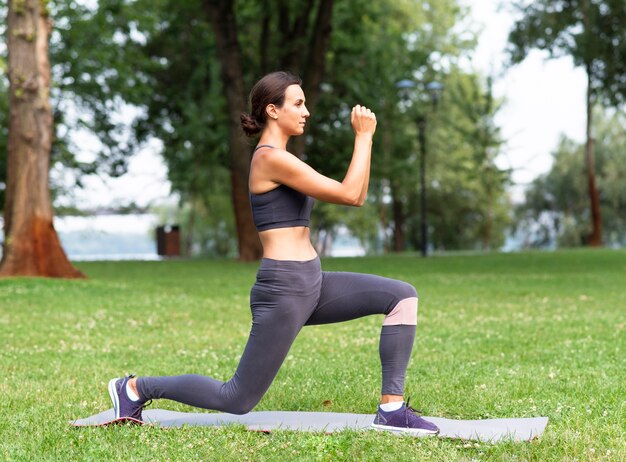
[508, 0, 626, 246]
[516, 109, 626, 247]
[304, 0, 511, 252]
[201, 0, 261, 260]
[1, 0, 83, 277]
[41, 0, 510, 257]
[203, 0, 334, 260]
[1, 5, 9, 210]
[0, 57, 8, 210]
[428, 71, 511, 251]
[51, 0, 335, 261]
[306, 0, 461, 251]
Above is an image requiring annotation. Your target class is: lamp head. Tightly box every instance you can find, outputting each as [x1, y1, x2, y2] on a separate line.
[426, 81, 444, 105]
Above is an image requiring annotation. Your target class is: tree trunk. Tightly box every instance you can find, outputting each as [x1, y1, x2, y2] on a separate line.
[0, 0, 83, 278]
[185, 197, 197, 257]
[585, 67, 602, 246]
[482, 169, 494, 250]
[204, 0, 262, 261]
[260, 0, 271, 74]
[289, 0, 334, 158]
[301, 0, 334, 109]
[380, 110, 392, 253]
[279, 0, 315, 72]
[390, 184, 405, 252]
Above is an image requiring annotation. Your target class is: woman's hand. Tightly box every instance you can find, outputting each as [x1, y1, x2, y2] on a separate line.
[351, 105, 377, 136]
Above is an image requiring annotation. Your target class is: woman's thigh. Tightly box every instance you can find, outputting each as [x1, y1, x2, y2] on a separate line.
[305, 271, 417, 326]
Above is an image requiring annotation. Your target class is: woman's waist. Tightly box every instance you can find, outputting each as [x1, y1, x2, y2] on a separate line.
[259, 227, 318, 261]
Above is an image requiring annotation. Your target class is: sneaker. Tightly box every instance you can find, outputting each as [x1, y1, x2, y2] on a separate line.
[371, 399, 439, 436]
[108, 374, 150, 421]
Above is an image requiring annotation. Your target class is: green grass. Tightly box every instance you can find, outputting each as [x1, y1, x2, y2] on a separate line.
[1, 249, 624, 461]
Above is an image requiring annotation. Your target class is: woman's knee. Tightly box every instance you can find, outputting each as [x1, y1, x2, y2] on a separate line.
[398, 281, 417, 299]
[227, 398, 258, 415]
[383, 281, 418, 326]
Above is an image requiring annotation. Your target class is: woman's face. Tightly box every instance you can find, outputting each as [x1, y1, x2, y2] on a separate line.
[273, 84, 310, 136]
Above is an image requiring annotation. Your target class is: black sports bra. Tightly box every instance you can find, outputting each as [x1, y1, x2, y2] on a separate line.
[249, 145, 315, 232]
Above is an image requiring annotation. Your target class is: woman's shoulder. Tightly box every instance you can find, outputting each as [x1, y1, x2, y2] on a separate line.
[251, 145, 317, 195]
[253, 146, 299, 168]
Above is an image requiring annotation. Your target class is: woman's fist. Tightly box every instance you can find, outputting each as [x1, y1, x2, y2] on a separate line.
[351, 104, 377, 136]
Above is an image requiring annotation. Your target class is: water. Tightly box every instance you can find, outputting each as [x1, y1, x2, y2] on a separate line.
[55, 214, 160, 261]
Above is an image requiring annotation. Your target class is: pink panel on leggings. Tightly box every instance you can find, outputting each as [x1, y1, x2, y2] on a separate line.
[382, 297, 418, 326]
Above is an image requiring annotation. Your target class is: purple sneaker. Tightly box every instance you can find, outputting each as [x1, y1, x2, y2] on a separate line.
[108, 375, 150, 422]
[371, 399, 439, 436]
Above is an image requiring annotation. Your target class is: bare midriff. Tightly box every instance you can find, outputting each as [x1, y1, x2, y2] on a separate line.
[258, 226, 318, 261]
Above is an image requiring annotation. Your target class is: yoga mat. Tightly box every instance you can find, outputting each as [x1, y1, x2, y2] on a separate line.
[71, 409, 548, 442]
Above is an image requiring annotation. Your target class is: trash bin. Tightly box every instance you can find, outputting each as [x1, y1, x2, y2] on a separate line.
[156, 225, 181, 257]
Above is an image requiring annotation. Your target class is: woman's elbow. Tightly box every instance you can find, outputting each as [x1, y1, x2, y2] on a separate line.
[348, 194, 366, 207]
[337, 188, 365, 206]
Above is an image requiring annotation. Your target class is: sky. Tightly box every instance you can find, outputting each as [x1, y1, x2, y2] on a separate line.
[60, 0, 589, 209]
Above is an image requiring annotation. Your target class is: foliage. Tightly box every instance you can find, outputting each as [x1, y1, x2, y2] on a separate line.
[50, 0, 237, 254]
[5, 0, 512, 254]
[516, 109, 626, 247]
[50, 0, 157, 177]
[304, 0, 510, 251]
[427, 70, 512, 250]
[304, 0, 440, 251]
[507, 0, 626, 246]
[1, 250, 625, 460]
[51, 0, 347, 255]
[508, 0, 626, 106]
[126, 0, 236, 256]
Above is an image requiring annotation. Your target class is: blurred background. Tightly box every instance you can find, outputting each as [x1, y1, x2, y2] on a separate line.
[1, 0, 625, 262]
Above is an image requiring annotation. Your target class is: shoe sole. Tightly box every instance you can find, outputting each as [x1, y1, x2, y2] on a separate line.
[371, 423, 439, 436]
[108, 378, 121, 420]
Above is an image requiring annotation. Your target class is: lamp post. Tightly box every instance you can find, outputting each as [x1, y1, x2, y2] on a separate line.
[396, 79, 443, 257]
[417, 114, 427, 257]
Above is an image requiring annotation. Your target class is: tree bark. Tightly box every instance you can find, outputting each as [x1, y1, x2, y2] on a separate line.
[204, 0, 262, 261]
[584, 67, 602, 246]
[1, 0, 83, 278]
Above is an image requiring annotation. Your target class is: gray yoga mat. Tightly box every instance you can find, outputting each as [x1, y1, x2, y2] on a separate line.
[71, 409, 548, 442]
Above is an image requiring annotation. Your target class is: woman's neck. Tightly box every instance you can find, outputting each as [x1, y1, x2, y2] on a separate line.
[258, 128, 290, 150]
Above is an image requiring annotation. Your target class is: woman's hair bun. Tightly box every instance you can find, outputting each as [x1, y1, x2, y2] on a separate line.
[240, 112, 262, 137]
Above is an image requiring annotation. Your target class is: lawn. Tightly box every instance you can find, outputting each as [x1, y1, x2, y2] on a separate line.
[1, 249, 624, 461]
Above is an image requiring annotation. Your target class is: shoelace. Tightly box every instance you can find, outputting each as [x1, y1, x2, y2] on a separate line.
[130, 399, 152, 421]
[403, 398, 425, 424]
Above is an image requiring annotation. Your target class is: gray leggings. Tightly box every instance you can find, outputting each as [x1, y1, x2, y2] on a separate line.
[137, 257, 418, 414]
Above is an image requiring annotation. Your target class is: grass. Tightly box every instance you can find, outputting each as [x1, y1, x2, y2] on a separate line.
[0, 249, 624, 461]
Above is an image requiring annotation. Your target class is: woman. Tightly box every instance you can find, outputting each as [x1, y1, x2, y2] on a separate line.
[108, 71, 439, 436]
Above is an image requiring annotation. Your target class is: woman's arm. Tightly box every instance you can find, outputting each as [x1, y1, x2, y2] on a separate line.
[254, 105, 376, 206]
[354, 133, 372, 205]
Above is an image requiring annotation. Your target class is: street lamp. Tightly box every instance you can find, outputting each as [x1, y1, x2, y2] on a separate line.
[426, 81, 444, 108]
[396, 79, 443, 257]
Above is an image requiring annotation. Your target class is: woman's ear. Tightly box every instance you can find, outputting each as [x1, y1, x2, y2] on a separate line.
[266, 104, 279, 120]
